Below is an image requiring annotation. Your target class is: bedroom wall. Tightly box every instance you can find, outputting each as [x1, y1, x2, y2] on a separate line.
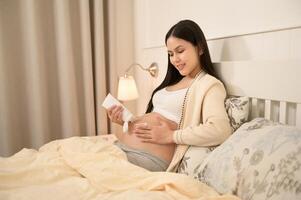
[132, 0, 301, 115]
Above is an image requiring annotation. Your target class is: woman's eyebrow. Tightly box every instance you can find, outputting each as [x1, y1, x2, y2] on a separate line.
[168, 45, 184, 53]
[174, 45, 184, 50]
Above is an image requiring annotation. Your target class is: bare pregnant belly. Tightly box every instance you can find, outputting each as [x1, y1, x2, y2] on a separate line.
[119, 112, 177, 163]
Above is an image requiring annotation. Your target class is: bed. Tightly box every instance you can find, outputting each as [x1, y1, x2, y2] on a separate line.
[0, 60, 300, 200]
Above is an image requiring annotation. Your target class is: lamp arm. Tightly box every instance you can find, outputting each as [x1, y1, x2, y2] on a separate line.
[124, 62, 158, 77]
[125, 63, 148, 74]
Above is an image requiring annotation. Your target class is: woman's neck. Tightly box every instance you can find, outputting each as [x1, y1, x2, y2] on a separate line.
[186, 68, 203, 80]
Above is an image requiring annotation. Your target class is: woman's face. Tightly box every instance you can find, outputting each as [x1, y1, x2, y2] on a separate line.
[166, 36, 201, 77]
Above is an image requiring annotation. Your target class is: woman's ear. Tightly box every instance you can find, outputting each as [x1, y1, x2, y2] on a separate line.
[197, 45, 204, 55]
[199, 47, 204, 55]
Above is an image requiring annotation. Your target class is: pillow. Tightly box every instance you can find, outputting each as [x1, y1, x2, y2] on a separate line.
[177, 96, 250, 175]
[225, 96, 249, 131]
[177, 146, 213, 176]
[190, 118, 301, 200]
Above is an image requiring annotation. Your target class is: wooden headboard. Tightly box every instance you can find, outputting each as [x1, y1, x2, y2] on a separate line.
[214, 60, 301, 129]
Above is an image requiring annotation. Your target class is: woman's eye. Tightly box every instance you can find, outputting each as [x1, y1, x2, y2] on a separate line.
[178, 49, 184, 53]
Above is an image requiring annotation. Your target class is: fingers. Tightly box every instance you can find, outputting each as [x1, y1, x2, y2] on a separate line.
[134, 123, 150, 130]
[108, 105, 123, 122]
[134, 131, 154, 142]
[135, 133, 152, 140]
[133, 128, 150, 135]
[133, 123, 150, 134]
[140, 138, 155, 143]
[132, 123, 158, 143]
[133, 123, 153, 141]
[116, 108, 123, 121]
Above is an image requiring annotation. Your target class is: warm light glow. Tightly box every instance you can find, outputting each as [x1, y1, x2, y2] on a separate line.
[117, 75, 139, 101]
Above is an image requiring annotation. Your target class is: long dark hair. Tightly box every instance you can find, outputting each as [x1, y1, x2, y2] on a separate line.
[146, 19, 218, 113]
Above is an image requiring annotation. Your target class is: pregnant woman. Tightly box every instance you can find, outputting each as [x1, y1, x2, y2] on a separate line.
[107, 19, 232, 172]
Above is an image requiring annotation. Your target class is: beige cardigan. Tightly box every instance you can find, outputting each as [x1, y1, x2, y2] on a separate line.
[167, 73, 233, 172]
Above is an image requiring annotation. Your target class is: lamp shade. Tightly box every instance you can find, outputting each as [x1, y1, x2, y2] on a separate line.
[117, 75, 139, 101]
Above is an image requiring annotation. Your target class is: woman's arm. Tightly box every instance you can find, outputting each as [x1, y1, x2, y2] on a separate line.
[173, 83, 232, 146]
[133, 83, 232, 146]
[107, 107, 176, 142]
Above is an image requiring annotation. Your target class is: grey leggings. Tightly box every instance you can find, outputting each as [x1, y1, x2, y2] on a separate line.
[114, 142, 169, 172]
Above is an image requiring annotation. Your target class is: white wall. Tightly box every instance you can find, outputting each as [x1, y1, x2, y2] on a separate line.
[133, 0, 301, 115]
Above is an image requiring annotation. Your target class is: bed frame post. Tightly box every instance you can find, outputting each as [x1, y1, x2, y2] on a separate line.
[264, 100, 271, 120]
[279, 101, 287, 124]
[296, 104, 301, 129]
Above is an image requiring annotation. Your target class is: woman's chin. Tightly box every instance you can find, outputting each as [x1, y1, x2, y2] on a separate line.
[179, 70, 187, 76]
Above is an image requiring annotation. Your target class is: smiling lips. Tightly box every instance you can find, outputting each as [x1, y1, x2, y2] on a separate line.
[176, 64, 185, 71]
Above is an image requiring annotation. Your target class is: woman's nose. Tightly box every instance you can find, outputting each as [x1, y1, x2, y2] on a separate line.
[172, 54, 180, 63]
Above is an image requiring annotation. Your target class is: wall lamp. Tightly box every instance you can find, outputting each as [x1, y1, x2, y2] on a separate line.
[117, 62, 159, 101]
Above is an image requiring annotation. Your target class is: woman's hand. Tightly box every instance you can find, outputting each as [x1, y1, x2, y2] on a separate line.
[107, 105, 124, 125]
[133, 121, 175, 144]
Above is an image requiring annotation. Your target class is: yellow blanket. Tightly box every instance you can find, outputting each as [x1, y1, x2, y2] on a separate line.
[0, 136, 239, 200]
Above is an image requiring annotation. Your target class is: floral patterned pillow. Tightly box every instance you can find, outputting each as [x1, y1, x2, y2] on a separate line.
[177, 146, 214, 176]
[177, 96, 250, 176]
[225, 96, 250, 131]
[186, 118, 301, 200]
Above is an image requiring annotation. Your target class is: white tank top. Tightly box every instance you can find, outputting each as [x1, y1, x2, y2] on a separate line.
[152, 87, 188, 124]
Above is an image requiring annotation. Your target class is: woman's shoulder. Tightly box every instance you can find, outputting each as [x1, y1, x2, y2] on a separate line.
[195, 73, 224, 87]
[191, 74, 227, 97]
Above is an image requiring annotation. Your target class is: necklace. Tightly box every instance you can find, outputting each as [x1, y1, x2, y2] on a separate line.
[178, 70, 205, 129]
